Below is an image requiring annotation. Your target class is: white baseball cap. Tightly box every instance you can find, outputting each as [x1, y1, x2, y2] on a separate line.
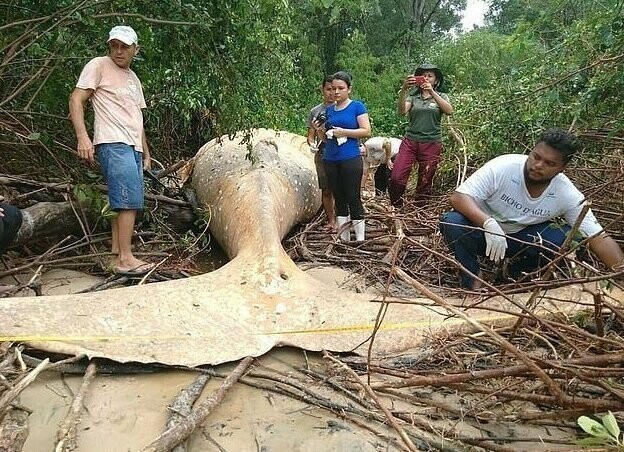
[107, 26, 138, 46]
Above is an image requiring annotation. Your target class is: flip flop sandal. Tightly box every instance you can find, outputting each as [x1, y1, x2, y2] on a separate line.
[114, 263, 155, 277]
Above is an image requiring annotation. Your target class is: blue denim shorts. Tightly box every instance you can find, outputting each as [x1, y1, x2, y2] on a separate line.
[96, 143, 144, 210]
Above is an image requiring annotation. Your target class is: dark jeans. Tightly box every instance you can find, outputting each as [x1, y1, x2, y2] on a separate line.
[324, 156, 364, 220]
[0, 203, 22, 253]
[439, 211, 571, 288]
[374, 163, 390, 193]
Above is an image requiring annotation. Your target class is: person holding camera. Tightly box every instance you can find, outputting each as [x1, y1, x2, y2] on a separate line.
[307, 75, 336, 232]
[322, 71, 371, 242]
[389, 62, 453, 207]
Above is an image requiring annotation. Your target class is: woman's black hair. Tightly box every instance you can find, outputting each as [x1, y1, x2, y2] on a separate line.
[538, 128, 581, 163]
[331, 71, 352, 87]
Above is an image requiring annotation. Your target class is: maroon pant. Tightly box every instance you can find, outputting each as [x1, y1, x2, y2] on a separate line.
[389, 138, 442, 206]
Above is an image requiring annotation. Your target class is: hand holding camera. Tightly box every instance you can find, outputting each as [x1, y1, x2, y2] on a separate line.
[402, 74, 427, 91]
[413, 75, 426, 85]
[312, 111, 328, 131]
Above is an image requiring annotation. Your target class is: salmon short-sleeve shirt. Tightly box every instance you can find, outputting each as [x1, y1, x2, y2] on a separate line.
[76, 56, 146, 151]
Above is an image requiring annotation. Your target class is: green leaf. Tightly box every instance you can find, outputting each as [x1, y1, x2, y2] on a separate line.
[100, 202, 118, 220]
[601, 412, 621, 441]
[578, 416, 612, 439]
[26, 132, 41, 141]
[574, 436, 607, 446]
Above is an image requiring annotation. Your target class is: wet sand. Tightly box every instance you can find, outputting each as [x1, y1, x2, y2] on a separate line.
[21, 349, 387, 452]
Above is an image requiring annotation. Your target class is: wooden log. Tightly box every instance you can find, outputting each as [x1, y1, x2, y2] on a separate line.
[165, 374, 210, 452]
[141, 357, 253, 452]
[0, 407, 29, 452]
[14, 202, 82, 246]
[11, 200, 195, 247]
[0, 358, 48, 415]
[55, 360, 97, 452]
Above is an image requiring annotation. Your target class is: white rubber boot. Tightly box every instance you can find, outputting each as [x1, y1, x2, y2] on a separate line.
[336, 216, 351, 242]
[354, 219, 365, 242]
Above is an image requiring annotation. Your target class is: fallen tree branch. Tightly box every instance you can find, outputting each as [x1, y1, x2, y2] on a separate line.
[141, 356, 253, 452]
[55, 360, 97, 452]
[165, 374, 210, 452]
[324, 352, 418, 452]
[0, 358, 48, 414]
[391, 267, 568, 405]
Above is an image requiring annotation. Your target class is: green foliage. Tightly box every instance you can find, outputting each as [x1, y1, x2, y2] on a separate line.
[427, 0, 624, 168]
[73, 185, 116, 222]
[335, 31, 406, 136]
[2, 0, 623, 187]
[576, 412, 623, 448]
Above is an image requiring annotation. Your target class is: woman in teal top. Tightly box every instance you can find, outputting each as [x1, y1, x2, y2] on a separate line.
[389, 63, 453, 207]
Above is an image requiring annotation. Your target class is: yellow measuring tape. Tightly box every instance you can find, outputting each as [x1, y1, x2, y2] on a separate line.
[0, 313, 513, 342]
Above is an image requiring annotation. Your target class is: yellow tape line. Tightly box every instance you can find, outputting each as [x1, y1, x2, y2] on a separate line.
[0, 313, 513, 342]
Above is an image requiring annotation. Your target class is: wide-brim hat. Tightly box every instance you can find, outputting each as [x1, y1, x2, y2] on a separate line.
[415, 62, 444, 88]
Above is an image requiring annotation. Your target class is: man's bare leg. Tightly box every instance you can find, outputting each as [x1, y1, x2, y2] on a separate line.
[114, 209, 150, 271]
[111, 217, 120, 255]
[321, 189, 336, 230]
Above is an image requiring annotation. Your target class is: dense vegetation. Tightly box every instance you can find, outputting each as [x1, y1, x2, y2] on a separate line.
[1, 0, 623, 178]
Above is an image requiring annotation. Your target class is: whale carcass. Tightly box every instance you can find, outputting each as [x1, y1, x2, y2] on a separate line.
[0, 129, 615, 366]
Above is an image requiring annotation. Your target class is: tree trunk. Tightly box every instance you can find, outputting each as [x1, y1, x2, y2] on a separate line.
[14, 202, 84, 247]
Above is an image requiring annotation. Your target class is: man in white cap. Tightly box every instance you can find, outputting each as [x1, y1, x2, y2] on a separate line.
[69, 25, 154, 276]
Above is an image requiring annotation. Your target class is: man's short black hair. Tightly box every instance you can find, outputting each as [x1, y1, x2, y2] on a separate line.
[538, 128, 581, 163]
[322, 75, 333, 87]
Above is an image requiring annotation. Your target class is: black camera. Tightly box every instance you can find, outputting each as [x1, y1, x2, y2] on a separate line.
[315, 112, 327, 124]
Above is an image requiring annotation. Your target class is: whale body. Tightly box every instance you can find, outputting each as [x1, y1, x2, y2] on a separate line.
[0, 129, 610, 366]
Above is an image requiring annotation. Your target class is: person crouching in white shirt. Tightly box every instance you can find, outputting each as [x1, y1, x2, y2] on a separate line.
[361, 136, 401, 197]
[439, 128, 624, 290]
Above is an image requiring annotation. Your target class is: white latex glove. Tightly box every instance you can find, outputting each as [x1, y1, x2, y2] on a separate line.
[326, 129, 347, 145]
[483, 218, 507, 262]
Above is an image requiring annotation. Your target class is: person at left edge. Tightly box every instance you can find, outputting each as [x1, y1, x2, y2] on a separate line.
[69, 25, 154, 276]
[0, 202, 22, 297]
[322, 71, 371, 242]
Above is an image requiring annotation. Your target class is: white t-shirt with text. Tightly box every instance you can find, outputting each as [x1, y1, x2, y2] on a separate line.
[456, 154, 603, 237]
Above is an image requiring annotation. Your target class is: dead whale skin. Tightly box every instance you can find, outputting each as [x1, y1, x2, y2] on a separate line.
[192, 129, 320, 269]
[0, 129, 611, 366]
